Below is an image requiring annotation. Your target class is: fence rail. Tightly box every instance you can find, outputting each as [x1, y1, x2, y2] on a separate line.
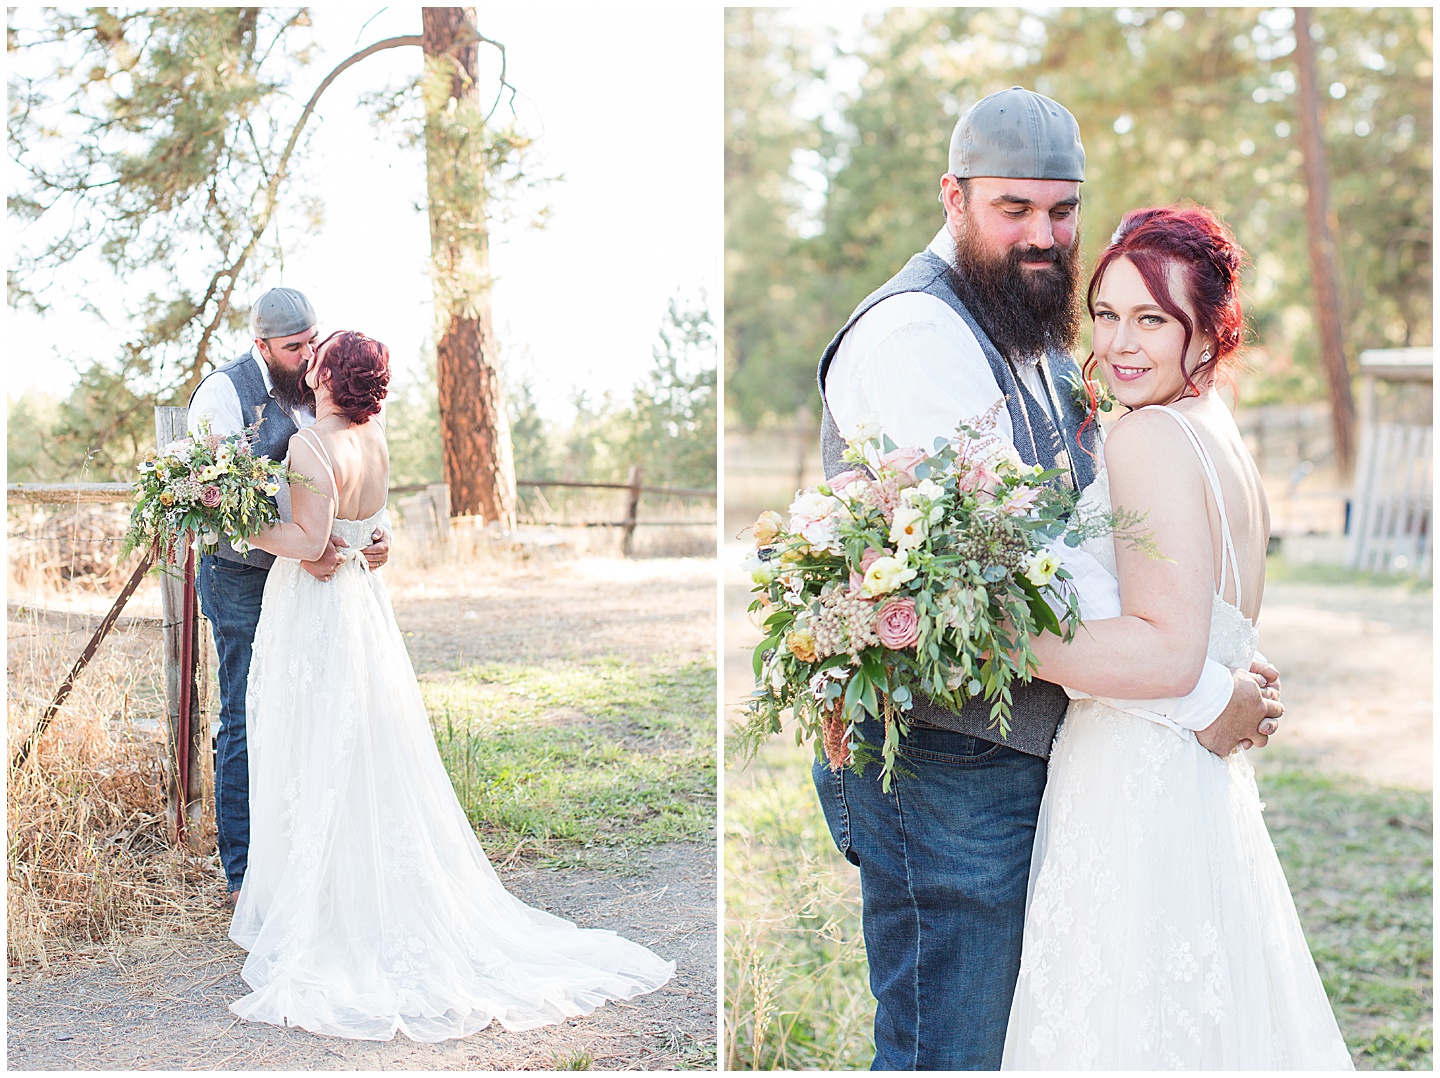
[9, 472, 718, 559]
[9, 478, 717, 504]
[7, 482, 136, 504]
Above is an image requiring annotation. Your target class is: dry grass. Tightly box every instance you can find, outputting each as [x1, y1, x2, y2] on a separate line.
[8, 505, 221, 968]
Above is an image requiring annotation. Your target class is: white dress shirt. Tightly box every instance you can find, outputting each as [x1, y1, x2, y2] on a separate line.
[187, 346, 315, 437]
[827, 229, 1062, 446]
[823, 228, 1232, 735]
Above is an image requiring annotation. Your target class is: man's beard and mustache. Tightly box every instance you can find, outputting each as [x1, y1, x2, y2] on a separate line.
[949, 225, 1082, 361]
[266, 353, 315, 413]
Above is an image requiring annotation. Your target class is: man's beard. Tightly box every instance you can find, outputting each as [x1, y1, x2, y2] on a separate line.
[949, 226, 1082, 361]
[266, 353, 314, 413]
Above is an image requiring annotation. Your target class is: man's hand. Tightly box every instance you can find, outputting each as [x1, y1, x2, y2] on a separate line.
[1249, 657, 1282, 739]
[300, 535, 349, 582]
[360, 527, 390, 571]
[1195, 667, 1283, 757]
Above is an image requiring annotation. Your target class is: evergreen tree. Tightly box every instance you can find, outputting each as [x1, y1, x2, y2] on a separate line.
[724, 8, 1432, 426]
[9, 7, 541, 511]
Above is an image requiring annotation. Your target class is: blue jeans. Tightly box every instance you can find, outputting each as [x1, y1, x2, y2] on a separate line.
[813, 717, 1048, 1070]
[194, 554, 268, 893]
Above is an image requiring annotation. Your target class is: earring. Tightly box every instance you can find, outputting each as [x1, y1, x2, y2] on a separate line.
[1200, 348, 1212, 364]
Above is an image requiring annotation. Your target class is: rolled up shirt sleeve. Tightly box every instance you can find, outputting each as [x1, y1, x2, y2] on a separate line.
[372, 505, 393, 545]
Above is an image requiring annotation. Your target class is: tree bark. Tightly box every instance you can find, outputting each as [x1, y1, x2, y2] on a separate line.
[421, 7, 517, 526]
[1293, 8, 1357, 475]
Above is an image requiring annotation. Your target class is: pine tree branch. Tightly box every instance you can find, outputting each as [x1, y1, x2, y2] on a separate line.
[185, 33, 426, 390]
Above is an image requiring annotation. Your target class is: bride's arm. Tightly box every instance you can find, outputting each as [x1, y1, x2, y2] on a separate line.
[1028, 409, 1216, 697]
[248, 436, 336, 562]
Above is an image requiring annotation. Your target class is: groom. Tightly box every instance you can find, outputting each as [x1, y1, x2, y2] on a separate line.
[811, 87, 1285, 1069]
[188, 286, 392, 906]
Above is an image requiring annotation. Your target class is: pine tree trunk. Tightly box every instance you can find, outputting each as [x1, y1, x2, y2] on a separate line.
[1293, 8, 1357, 475]
[421, 7, 517, 526]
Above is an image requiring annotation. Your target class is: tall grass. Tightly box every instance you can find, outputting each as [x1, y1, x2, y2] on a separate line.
[724, 739, 874, 1069]
[7, 594, 216, 966]
[725, 739, 1433, 1070]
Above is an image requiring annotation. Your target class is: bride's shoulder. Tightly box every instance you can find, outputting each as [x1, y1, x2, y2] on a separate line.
[1101, 406, 1197, 470]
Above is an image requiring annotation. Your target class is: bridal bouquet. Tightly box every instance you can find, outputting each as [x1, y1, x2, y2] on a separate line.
[123, 417, 308, 563]
[732, 405, 1136, 789]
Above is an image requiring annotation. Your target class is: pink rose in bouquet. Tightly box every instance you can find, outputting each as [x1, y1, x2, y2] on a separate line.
[998, 486, 1041, 516]
[879, 445, 928, 484]
[957, 459, 1002, 497]
[201, 485, 223, 508]
[828, 469, 868, 495]
[876, 596, 920, 649]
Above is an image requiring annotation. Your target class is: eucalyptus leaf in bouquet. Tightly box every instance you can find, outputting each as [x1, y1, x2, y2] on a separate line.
[731, 404, 1152, 790]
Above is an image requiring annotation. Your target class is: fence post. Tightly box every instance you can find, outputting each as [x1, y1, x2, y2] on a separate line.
[155, 407, 211, 851]
[620, 465, 643, 557]
[427, 483, 453, 557]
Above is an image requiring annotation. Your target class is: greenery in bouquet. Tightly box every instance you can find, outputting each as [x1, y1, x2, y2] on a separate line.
[123, 417, 311, 565]
[732, 404, 1142, 790]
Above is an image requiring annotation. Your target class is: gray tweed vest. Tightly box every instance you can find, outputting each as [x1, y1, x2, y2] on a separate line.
[187, 353, 299, 569]
[817, 248, 1099, 759]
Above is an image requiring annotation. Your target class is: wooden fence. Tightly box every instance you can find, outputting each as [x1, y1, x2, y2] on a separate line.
[1345, 348, 1433, 577]
[9, 408, 209, 849]
[389, 465, 716, 557]
[7, 411, 717, 851]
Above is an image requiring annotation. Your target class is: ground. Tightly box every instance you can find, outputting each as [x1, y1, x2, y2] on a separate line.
[8, 554, 718, 1071]
[1251, 568, 1432, 791]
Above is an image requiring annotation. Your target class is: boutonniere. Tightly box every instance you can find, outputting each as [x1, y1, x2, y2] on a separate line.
[1064, 369, 1117, 415]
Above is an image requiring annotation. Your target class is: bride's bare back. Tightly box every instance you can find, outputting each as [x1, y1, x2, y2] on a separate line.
[300, 413, 390, 522]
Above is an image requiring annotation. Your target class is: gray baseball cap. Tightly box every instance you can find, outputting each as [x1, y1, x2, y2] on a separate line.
[948, 86, 1085, 182]
[250, 287, 317, 339]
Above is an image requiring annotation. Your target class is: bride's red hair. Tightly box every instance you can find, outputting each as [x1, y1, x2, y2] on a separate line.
[1078, 205, 1248, 434]
[314, 331, 390, 423]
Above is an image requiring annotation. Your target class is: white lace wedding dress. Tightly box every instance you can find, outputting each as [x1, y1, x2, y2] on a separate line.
[228, 438, 674, 1041]
[1002, 407, 1352, 1070]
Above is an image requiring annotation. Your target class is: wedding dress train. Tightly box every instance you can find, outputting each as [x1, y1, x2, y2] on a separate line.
[229, 490, 674, 1040]
[1002, 407, 1352, 1070]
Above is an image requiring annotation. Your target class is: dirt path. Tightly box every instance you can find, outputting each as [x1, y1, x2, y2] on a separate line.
[1255, 577, 1431, 790]
[6, 844, 714, 1071]
[9, 555, 718, 1071]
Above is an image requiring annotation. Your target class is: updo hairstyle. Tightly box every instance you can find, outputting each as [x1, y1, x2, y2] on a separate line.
[1083, 204, 1248, 399]
[314, 330, 390, 423]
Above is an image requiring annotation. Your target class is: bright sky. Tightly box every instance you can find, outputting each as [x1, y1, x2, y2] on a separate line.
[6, 7, 721, 423]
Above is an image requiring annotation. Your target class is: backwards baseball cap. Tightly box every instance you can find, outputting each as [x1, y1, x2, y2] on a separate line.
[948, 86, 1085, 182]
[250, 286, 317, 339]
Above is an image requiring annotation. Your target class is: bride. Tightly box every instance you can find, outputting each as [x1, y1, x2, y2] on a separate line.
[231, 330, 674, 1041]
[1002, 207, 1352, 1069]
